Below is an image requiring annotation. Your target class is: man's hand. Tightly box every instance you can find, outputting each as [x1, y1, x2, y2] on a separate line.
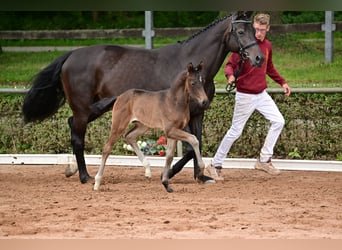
[228, 75, 236, 84]
[282, 83, 291, 96]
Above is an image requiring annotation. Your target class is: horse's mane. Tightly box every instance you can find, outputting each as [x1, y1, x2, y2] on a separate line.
[178, 15, 231, 44]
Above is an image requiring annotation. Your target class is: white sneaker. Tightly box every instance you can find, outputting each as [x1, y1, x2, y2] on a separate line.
[204, 164, 224, 181]
[254, 159, 280, 175]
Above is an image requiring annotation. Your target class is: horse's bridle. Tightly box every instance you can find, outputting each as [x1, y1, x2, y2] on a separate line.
[226, 18, 259, 92]
[230, 19, 258, 60]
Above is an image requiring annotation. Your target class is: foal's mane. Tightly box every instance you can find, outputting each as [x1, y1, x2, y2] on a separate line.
[171, 70, 188, 89]
[178, 15, 231, 44]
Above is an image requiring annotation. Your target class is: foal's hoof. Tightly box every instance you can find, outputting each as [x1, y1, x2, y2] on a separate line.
[144, 169, 152, 178]
[65, 164, 78, 177]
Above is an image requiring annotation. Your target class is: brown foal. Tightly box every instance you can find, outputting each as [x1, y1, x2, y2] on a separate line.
[94, 62, 209, 192]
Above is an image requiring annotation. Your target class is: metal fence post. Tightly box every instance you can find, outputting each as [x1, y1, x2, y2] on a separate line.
[143, 11, 154, 50]
[322, 11, 335, 63]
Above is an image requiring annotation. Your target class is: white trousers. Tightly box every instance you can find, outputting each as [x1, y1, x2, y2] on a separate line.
[212, 90, 285, 166]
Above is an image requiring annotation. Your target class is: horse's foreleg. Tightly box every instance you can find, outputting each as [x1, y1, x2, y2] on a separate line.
[188, 137, 205, 180]
[168, 129, 205, 183]
[169, 113, 204, 180]
[168, 149, 194, 179]
[162, 139, 177, 193]
[169, 115, 203, 180]
[177, 133, 205, 180]
[188, 114, 205, 180]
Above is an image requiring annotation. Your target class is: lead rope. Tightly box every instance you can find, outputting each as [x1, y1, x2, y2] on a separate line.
[225, 56, 246, 93]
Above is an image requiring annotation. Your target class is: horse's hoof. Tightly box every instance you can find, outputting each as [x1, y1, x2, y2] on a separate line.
[80, 175, 93, 184]
[162, 181, 173, 193]
[196, 175, 216, 184]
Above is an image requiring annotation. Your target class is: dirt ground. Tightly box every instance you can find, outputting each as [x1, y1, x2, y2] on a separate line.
[0, 164, 341, 239]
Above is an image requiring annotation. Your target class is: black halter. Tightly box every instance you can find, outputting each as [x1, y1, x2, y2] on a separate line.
[231, 19, 258, 60]
[226, 18, 258, 92]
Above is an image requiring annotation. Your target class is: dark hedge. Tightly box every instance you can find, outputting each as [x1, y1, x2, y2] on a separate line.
[0, 92, 341, 160]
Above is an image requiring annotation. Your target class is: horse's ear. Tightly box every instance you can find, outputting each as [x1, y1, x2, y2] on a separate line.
[244, 11, 254, 19]
[187, 62, 194, 72]
[245, 11, 254, 19]
[198, 61, 204, 71]
[236, 11, 254, 20]
[231, 11, 237, 21]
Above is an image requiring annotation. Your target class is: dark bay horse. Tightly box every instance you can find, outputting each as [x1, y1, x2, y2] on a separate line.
[94, 62, 208, 192]
[22, 11, 264, 184]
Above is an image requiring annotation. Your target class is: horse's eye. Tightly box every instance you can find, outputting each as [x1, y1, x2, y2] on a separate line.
[238, 30, 244, 35]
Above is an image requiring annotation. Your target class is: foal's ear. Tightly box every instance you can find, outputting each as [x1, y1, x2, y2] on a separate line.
[187, 62, 194, 72]
[197, 61, 204, 71]
[195, 61, 204, 71]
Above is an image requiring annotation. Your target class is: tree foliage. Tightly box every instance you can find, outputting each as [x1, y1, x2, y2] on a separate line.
[0, 11, 341, 30]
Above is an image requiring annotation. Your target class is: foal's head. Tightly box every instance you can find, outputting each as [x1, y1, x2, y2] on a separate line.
[186, 62, 209, 109]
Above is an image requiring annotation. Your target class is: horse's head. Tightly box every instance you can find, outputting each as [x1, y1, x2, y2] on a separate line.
[186, 62, 209, 109]
[227, 11, 264, 67]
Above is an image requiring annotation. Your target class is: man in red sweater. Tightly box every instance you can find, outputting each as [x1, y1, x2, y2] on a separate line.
[206, 13, 291, 181]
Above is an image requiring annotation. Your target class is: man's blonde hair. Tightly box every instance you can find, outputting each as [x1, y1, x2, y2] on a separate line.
[254, 13, 270, 26]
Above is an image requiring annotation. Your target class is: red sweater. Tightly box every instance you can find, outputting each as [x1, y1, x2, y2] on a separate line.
[224, 38, 286, 94]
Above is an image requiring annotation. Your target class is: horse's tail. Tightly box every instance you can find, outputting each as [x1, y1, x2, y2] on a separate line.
[22, 51, 73, 123]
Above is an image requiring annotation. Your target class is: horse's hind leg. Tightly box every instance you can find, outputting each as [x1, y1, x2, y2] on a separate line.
[65, 98, 118, 182]
[67, 115, 92, 184]
[64, 116, 78, 177]
[124, 123, 151, 178]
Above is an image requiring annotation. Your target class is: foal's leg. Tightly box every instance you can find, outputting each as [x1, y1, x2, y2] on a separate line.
[169, 113, 211, 182]
[168, 128, 205, 180]
[124, 123, 151, 178]
[94, 110, 129, 191]
[93, 134, 116, 191]
[161, 139, 177, 193]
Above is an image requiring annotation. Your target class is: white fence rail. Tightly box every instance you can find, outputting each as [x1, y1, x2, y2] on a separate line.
[1, 154, 341, 172]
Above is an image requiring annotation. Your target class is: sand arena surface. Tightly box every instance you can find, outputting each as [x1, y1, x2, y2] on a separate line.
[0, 164, 341, 239]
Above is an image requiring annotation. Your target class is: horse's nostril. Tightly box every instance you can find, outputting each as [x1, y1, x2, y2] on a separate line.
[256, 55, 264, 65]
[202, 99, 209, 108]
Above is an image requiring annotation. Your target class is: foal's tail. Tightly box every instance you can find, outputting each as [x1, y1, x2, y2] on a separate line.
[22, 51, 73, 123]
